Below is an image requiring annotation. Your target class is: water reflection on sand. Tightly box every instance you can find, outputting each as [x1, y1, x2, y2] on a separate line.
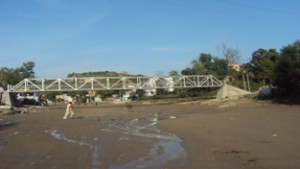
[46, 113, 186, 168]
[101, 113, 186, 169]
[45, 129, 101, 169]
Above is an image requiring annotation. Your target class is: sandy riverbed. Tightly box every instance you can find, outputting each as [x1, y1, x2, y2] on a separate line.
[0, 100, 299, 169]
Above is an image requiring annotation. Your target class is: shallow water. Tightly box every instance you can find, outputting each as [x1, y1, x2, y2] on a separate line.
[45, 113, 186, 168]
[45, 129, 101, 169]
[101, 113, 186, 169]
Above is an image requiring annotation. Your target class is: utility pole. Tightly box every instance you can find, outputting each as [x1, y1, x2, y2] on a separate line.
[247, 73, 251, 92]
[242, 72, 246, 91]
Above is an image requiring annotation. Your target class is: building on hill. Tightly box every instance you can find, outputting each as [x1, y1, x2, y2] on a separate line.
[228, 64, 240, 72]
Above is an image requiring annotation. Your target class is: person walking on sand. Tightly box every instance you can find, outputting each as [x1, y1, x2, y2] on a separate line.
[63, 101, 74, 119]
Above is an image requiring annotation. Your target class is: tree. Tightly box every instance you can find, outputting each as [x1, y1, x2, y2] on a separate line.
[15, 61, 35, 80]
[0, 61, 35, 89]
[181, 67, 195, 75]
[199, 53, 213, 65]
[181, 54, 210, 75]
[181, 53, 229, 79]
[274, 40, 300, 94]
[249, 49, 279, 84]
[169, 70, 180, 76]
[217, 43, 241, 64]
[210, 57, 229, 80]
[0, 67, 15, 89]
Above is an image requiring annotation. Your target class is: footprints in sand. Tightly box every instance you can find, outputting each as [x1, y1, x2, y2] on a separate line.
[211, 148, 259, 166]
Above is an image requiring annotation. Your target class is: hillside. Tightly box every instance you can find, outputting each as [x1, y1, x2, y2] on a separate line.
[67, 71, 143, 78]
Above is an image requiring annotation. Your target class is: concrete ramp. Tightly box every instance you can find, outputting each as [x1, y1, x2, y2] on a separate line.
[217, 83, 251, 99]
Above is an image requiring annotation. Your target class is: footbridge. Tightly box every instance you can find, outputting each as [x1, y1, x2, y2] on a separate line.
[7, 75, 223, 93]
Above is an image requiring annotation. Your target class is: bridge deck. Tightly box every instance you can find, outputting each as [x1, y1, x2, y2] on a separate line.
[8, 75, 223, 92]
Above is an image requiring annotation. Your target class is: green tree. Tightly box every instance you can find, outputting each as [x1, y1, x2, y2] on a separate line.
[169, 70, 180, 76]
[181, 53, 228, 79]
[274, 40, 300, 94]
[182, 53, 213, 75]
[210, 57, 229, 80]
[0, 67, 15, 89]
[16, 61, 35, 80]
[0, 61, 35, 89]
[181, 67, 195, 75]
[249, 49, 279, 84]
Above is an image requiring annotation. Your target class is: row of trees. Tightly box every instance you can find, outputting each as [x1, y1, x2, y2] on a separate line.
[243, 40, 300, 96]
[171, 40, 300, 99]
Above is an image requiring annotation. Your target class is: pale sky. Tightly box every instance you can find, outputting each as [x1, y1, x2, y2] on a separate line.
[1, 0, 299, 77]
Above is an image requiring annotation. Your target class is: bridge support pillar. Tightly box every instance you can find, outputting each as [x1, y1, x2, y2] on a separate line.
[0, 91, 14, 109]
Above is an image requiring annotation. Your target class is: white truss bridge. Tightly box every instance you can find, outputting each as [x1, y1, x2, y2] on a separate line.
[8, 75, 223, 93]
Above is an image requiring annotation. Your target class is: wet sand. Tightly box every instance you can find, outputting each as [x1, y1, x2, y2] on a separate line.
[0, 100, 300, 169]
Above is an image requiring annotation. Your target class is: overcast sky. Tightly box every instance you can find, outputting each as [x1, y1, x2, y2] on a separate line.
[1, 0, 300, 78]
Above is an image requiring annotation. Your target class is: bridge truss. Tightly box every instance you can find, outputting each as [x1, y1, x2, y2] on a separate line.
[8, 75, 223, 93]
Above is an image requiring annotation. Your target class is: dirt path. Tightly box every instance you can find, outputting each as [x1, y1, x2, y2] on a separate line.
[0, 100, 300, 169]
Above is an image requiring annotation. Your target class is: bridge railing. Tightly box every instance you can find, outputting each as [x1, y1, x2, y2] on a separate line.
[8, 75, 223, 93]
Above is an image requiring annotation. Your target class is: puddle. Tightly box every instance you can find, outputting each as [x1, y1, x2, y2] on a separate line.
[0, 139, 8, 150]
[110, 138, 185, 169]
[101, 113, 186, 169]
[91, 146, 101, 169]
